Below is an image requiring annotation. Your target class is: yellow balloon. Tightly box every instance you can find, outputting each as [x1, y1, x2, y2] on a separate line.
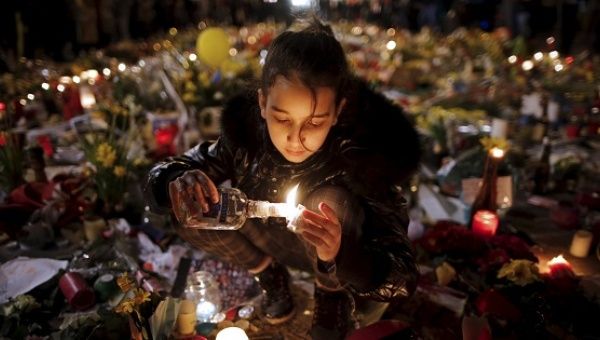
[196, 28, 230, 68]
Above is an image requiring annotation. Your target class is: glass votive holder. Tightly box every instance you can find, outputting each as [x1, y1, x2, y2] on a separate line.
[185, 271, 221, 323]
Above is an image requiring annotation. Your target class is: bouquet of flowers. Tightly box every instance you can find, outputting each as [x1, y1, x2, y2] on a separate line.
[80, 105, 132, 214]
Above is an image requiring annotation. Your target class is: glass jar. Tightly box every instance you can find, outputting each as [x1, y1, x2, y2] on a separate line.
[184, 271, 221, 323]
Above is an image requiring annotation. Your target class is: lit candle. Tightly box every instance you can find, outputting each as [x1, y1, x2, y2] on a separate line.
[570, 230, 593, 258]
[282, 184, 304, 233]
[79, 86, 96, 109]
[547, 254, 574, 277]
[196, 300, 216, 322]
[472, 210, 499, 237]
[216, 327, 249, 340]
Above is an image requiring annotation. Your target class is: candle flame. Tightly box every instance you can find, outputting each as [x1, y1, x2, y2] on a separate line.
[548, 254, 569, 266]
[285, 184, 299, 220]
[286, 184, 298, 207]
[490, 147, 505, 158]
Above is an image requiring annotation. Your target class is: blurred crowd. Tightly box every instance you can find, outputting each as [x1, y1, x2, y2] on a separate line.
[1, 0, 599, 71]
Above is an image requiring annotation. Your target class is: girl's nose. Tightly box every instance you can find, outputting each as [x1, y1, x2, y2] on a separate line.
[287, 126, 306, 144]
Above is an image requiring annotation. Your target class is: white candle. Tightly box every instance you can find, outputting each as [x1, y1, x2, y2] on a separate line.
[569, 230, 593, 258]
[196, 300, 216, 322]
[286, 204, 306, 233]
[216, 327, 249, 340]
[490, 118, 508, 138]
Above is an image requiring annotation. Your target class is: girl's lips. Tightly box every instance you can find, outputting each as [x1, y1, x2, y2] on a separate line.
[286, 149, 306, 156]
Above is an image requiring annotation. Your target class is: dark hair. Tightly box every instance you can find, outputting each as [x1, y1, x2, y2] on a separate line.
[261, 18, 350, 108]
[261, 18, 350, 151]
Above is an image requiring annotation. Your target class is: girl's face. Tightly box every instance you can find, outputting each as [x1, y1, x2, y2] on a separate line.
[259, 75, 345, 163]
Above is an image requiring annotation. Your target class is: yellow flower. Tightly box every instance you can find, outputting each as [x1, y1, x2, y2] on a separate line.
[96, 143, 117, 168]
[81, 165, 94, 178]
[115, 298, 135, 314]
[133, 157, 149, 167]
[480, 136, 509, 152]
[184, 81, 197, 92]
[132, 288, 151, 306]
[497, 259, 540, 286]
[117, 273, 135, 292]
[113, 166, 126, 177]
[198, 72, 211, 87]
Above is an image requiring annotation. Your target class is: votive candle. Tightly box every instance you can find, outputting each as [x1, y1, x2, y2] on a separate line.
[569, 230, 593, 258]
[472, 210, 499, 237]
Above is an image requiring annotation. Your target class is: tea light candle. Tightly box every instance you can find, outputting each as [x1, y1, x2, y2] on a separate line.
[216, 327, 249, 340]
[569, 230, 593, 258]
[472, 210, 499, 237]
[196, 300, 216, 322]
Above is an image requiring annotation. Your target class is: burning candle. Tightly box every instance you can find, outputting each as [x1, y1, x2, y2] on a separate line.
[79, 85, 96, 109]
[472, 210, 499, 237]
[216, 327, 249, 340]
[284, 184, 305, 233]
[547, 254, 574, 277]
[569, 230, 593, 258]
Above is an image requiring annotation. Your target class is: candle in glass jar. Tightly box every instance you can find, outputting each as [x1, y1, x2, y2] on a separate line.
[472, 210, 499, 237]
[569, 230, 593, 258]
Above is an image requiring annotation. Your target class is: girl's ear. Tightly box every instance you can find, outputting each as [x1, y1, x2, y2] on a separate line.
[333, 98, 346, 125]
[258, 88, 267, 119]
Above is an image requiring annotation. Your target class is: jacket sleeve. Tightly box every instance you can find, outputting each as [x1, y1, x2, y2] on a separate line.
[144, 136, 236, 214]
[336, 194, 418, 302]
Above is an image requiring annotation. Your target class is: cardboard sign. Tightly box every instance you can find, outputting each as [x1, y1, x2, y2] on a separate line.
[461, 176, 513, 208]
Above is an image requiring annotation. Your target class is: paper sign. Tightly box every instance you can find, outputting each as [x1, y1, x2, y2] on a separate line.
[0, 257, 68, 303]
[461, 176, 513, 208]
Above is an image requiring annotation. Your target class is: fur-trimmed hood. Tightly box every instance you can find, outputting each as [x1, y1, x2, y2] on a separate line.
[220, 78, 421, 196]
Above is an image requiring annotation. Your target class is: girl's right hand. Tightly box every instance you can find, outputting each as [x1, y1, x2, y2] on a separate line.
[168, 169, 220, 224]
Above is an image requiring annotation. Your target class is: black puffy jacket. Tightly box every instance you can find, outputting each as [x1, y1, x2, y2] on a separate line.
[146, 79, 420, 301]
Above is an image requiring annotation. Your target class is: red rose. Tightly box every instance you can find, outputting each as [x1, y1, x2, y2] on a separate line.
[490, 235, 537, 262]
[477, 248, 511, 273]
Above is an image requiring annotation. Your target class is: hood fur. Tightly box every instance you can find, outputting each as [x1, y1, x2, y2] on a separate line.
[220, 79, 421, 194]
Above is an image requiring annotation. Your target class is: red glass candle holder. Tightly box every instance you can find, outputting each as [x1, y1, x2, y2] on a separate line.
[59, 272, 96, 310]
[472, 210, 499, 238]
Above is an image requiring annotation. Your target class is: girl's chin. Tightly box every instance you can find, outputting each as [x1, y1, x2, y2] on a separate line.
[283, 150, 310, 163]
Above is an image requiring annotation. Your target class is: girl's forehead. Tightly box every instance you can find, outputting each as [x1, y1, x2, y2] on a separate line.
[269, 75, 335, 101]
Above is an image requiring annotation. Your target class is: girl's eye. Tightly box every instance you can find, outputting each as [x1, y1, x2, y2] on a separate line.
[307, 120, 323, 127]
[276, 119, 290, 124]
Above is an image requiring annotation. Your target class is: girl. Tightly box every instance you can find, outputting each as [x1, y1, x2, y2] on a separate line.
[147, 19, 420, 339]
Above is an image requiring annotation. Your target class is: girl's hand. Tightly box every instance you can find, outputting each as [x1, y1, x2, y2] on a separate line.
[168, 169, 219, 225]
[298, 202, 342, 262]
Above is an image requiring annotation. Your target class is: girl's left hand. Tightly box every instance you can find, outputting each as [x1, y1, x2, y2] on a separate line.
[298, 202, 342, 262]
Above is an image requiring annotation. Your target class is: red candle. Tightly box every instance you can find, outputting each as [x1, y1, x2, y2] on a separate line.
[59, 272, 96, 310]
[472, 210, 499, 237]
[547, 254, 574, 277]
